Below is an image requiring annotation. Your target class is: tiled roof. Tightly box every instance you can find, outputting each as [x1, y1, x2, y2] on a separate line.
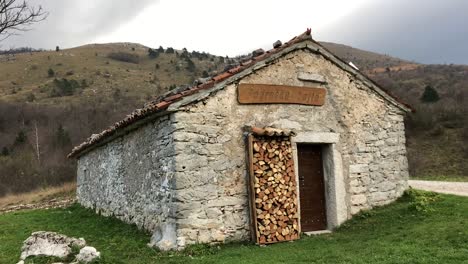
[68, 29, 412, 158]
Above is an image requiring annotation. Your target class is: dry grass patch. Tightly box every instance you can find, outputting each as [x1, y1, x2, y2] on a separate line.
[0, 182, 76, 209]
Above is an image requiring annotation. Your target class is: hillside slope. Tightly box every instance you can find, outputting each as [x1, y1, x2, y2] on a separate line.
[0, 40, 466, 197]
[319, 41, 412, 71]
[0, 44, 227, 196]
[0, 43, 226, 105]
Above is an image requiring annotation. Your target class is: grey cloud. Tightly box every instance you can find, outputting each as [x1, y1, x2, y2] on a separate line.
[1, 0, 157, 49]
[319, 0, 468, 64]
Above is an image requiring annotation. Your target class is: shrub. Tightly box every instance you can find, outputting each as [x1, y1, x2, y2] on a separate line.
[404, 188, 440, 213]
[107, 52, 140, 64]
[1, 147, 9, 156]
[148, 48, 159, 59]
[47, 68, 55, 77]
[26, 93, 35, 102]
[50, 78, 81, 97]
[13, 130, 28, 147]
[186, 58, 195, 72]
[80, 79, 88, 88]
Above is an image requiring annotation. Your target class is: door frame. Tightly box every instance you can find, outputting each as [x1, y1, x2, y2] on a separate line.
[292, 132, 347, 231]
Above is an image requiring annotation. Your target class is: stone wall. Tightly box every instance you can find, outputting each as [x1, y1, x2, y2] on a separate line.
[76, 48, 409, 250]
[76, 115, 177, 245]
[171, 48, 409, 247]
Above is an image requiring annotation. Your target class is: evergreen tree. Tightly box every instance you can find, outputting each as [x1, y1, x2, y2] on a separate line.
[55, 124, 71, 148]
[14, 130, 27, 146]
[148, 48, 159, 58]
[1, 147, 9, 156]
[165, 47, 174, 54]
[421, 85, 440, 103]
[186, 58, 195, 72]
[48, 68, 55, 77]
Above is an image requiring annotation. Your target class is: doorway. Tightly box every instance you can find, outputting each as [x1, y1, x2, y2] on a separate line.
[297, 144, 327, 231]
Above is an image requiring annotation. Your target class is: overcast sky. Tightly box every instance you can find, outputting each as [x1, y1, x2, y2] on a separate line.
[2, 0, 467, 64]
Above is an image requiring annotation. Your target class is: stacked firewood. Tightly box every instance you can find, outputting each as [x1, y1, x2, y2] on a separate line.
[251, 136, 299, 244]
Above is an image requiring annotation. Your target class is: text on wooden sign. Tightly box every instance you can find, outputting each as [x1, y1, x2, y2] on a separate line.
[238, 84, 326, 106]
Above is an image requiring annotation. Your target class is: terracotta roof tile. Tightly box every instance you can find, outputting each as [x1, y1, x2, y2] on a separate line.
[212, 72, 232, 82]
[197, 80, 215, 90]
[164, 93, 183, 102]
[155, 101, 170, 109]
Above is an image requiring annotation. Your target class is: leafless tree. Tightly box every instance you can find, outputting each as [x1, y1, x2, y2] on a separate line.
[0, 0, 47, 41]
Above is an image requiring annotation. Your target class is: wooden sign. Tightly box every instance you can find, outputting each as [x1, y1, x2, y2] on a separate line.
[238, 84, 326, 106]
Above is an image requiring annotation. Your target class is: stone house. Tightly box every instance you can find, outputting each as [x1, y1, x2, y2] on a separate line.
[69, 29, 412, 250]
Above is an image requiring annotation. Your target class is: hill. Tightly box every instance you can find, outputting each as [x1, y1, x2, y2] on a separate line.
[369, 64, 468, 177]
[319, 41, 412, 71]
[0, 43, 228, 196]
[321, 42, 468, 178]
[0, 40, 466, 197]
[0, 43, 226, 105]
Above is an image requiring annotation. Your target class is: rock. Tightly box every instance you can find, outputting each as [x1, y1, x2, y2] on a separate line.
[350, 194, 367, 205]
[76, 246, 101, 263]
[19, 231, 86, 260]
[252, 48, 265, 57]
[273, 40, 282, 48]
[148, 222, 177, 251]
[297, 72, 327, 83]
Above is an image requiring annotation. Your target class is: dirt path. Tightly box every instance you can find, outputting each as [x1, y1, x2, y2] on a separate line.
[409, 180, 468, 197]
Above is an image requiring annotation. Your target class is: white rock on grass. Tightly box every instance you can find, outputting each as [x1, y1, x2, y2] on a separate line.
[19, 231, 86, 260]
[75, 246, 101, 263]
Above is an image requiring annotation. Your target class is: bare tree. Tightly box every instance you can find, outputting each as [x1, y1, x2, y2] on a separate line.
[0, 0, 47, 41]
[34, 120, 40, 164]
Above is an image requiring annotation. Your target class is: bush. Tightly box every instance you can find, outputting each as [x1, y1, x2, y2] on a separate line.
[107, 52, 140, 64]
[148, 48, 159, 59]
[47, 68, 55, 77]
[26, 93, 35, 102]
[186, 58, 195, 72]
[50, 78, 81, 97]
[1, 147, 9, 156]
[404, 188, 440, 213]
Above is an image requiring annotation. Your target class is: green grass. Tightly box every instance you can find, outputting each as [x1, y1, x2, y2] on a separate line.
[1, 194, 468, 264]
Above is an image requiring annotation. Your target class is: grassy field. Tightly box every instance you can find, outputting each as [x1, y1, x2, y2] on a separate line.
[1, 192, 467, 264]
[0, 182, 75, 209]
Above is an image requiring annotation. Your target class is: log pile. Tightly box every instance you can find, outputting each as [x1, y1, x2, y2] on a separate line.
[249, 135, 299, 244]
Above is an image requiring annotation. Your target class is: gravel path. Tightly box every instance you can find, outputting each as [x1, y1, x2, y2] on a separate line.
[409, 180, 468, 197]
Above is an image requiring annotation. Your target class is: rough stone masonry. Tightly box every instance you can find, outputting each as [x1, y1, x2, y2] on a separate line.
[76, 42, 409, 250]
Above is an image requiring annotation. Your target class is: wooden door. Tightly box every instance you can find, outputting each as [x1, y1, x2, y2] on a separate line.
[298, 144, 327, 231]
